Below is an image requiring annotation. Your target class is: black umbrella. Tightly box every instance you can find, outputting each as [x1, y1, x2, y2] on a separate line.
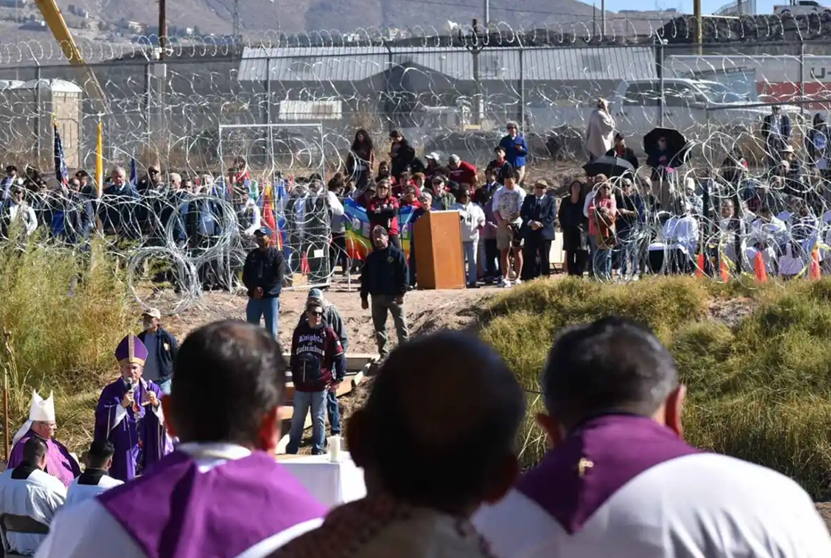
[583, 156, 636, 178]
[643, 127, 690, 167]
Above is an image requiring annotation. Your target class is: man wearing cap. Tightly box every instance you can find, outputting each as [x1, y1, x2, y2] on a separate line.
[447, 155, 478, 188]
[605, 132, 638, 169]
[763, 105, 791, 166]
[243, 226, 286, 339]
[137, 308, 179, 396]
[94, 334, 172, 481]
[519, 180, 556, 280]
[486, 146, 514, 185]
[8, 390, 80, 488]
[429, 175, 455, 211]
[296, 288, 348, 435]
[499, 121, 528, 184]
[424, 152, 444, 181]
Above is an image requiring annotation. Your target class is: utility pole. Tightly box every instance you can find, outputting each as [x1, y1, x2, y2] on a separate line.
[461, 19, 484, 126]
[158, 0, 167, 60]
[233, 0, 240, 40]
[694, 0, 702, 56]
[601, 0, 606, 37]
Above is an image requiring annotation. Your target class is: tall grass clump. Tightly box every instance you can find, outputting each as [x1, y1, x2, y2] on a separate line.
[0, 237, 132, 452]
[481, 276, 831, 499]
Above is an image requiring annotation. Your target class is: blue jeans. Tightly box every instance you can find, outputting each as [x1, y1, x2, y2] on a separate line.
[327, 389, 341, 434]
[246, 297, 280, 339]
[287, 390, 327, 454]
[593, 248, 612, 281]
[619, 235, 639, 277]
[463, 240, 479, 285]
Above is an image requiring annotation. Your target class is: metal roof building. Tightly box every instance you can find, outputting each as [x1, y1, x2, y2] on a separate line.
[237, 45, 657, 83]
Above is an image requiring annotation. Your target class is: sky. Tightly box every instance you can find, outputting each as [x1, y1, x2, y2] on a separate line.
[602, 0, 780, 15]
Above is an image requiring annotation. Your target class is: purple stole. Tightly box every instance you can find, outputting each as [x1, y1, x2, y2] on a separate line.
[7, 430, 80, 487]
[517, 414, 699, 534]
[99, 449, 326, 558]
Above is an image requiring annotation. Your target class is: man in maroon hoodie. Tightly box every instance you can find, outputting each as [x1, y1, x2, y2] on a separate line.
[287, 302, 346, 455]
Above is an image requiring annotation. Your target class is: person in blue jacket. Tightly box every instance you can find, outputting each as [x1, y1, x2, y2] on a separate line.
[499, 121, 529, 185]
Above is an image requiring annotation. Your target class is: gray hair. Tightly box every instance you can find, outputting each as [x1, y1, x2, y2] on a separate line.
[111, 166, 126, 177]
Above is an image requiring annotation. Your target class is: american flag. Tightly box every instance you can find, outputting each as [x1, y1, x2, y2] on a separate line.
[53, 123, 69, 188]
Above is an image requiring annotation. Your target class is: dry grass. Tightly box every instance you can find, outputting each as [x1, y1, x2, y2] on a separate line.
[0, 232, 132, 455]
[480, 277, 831, 500]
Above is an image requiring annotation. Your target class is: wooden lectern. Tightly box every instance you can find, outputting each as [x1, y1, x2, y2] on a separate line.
[413, 210, 465, 290]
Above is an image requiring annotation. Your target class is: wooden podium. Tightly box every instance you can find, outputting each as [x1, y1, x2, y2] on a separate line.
[413, 210, 465, 290]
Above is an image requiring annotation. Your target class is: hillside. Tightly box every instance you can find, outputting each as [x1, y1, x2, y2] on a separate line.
[57, 0, 597, 36]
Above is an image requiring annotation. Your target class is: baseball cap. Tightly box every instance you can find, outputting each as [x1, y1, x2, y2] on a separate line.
[142, 308, 161, 319]
[308, 288, 324, 301]
[254, 226, 273, 237]
[449, 154, 461, 165]
[425, 152, 440, 161]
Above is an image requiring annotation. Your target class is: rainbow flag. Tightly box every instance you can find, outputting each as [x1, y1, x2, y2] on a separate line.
[344, 198, 415, 261]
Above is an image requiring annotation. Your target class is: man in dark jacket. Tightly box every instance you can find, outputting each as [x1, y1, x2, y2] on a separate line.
[361, 226, 409, 359]
[389, 130, 416, 181]
[242, 226, 286, 339]
[295, 288, 348, 435]
[520, 180, 557, 280]
[137, 308, 179, 395]
[605, 133, 639, 169]
[287, 300, 346, 455]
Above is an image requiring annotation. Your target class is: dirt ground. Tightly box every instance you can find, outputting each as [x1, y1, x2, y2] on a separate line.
[160, 277, 492, 353]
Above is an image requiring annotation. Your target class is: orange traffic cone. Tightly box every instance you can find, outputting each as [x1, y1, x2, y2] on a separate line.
[720, 257, 730, 282]
[810, 247, 822, 280]
[754, 251, 768, 283]
[696, 253, 705, 278]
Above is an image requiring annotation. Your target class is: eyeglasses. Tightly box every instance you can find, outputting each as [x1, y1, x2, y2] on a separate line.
[309, 310, 323, 316]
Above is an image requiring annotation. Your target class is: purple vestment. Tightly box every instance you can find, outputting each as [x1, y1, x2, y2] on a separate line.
[7, 429, 80, 487]
[99, 449, 326, 558]
[94, 378, 173, 482]
[517, 414, 699, 534]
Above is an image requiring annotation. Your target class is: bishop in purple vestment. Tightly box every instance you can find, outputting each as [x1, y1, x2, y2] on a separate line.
[94, 334, 173, 481]
[9, 390, 80, 487]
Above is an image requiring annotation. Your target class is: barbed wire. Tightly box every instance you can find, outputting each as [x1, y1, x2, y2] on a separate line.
[0, 20, 828, 303]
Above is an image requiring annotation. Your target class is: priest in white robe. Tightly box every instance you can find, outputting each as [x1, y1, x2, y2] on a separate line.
[64, 440, 123, 508]
[474, 317, 831, 558]
[746, 206, 788, 274]
[0, 437, 67, 556]
[35, 320, 325, 558]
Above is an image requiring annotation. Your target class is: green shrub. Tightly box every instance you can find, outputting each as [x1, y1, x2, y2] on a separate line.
[0, 239, 132, 453]
[481, 277, 831, 500]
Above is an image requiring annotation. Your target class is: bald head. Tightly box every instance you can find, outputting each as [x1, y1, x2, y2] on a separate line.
[170, 320, 287, 447]
[350, 331, 525, 513]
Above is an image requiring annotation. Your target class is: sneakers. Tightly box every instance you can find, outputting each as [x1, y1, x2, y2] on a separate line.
[500, 278, 512, 288]
[514, 278, 522, 286]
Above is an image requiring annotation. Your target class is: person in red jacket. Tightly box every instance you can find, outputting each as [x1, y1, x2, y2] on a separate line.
[447, 154, 478, 188]
[366, 179, 401, 249]
[287, 301, 346, 455]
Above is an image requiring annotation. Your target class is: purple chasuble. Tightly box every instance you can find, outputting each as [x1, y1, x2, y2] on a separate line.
[94, 378, 173, 482]
[8, 429, 80, 487]
[517, 414, 699, 534]
[99, 449, 326, 558]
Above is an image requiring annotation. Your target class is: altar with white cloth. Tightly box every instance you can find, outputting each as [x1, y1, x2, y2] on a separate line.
[277, 453, 367, 509]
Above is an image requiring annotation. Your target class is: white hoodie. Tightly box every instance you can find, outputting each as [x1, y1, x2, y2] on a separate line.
[451, 201, 485, 243]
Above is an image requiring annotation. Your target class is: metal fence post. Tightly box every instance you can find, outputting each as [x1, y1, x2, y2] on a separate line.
[800, 39, 806, 119]
[144, 61, 151, 142]
[266, 57, 273, 170]
[657, 39, 665, 129]
[35, 65, 42, 165]
[519, 47, 525, 132]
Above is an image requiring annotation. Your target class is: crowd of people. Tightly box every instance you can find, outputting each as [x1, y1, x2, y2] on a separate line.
[0, 315, 828, 557]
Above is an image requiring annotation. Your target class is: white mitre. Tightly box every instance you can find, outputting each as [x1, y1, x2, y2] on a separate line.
[12, 390, 55, 447]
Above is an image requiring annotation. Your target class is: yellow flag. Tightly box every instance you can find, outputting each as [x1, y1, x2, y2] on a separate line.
[95, 121, 103, 197]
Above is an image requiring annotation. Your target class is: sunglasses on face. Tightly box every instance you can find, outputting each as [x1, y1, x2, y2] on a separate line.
[309, 310, 323, 317]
